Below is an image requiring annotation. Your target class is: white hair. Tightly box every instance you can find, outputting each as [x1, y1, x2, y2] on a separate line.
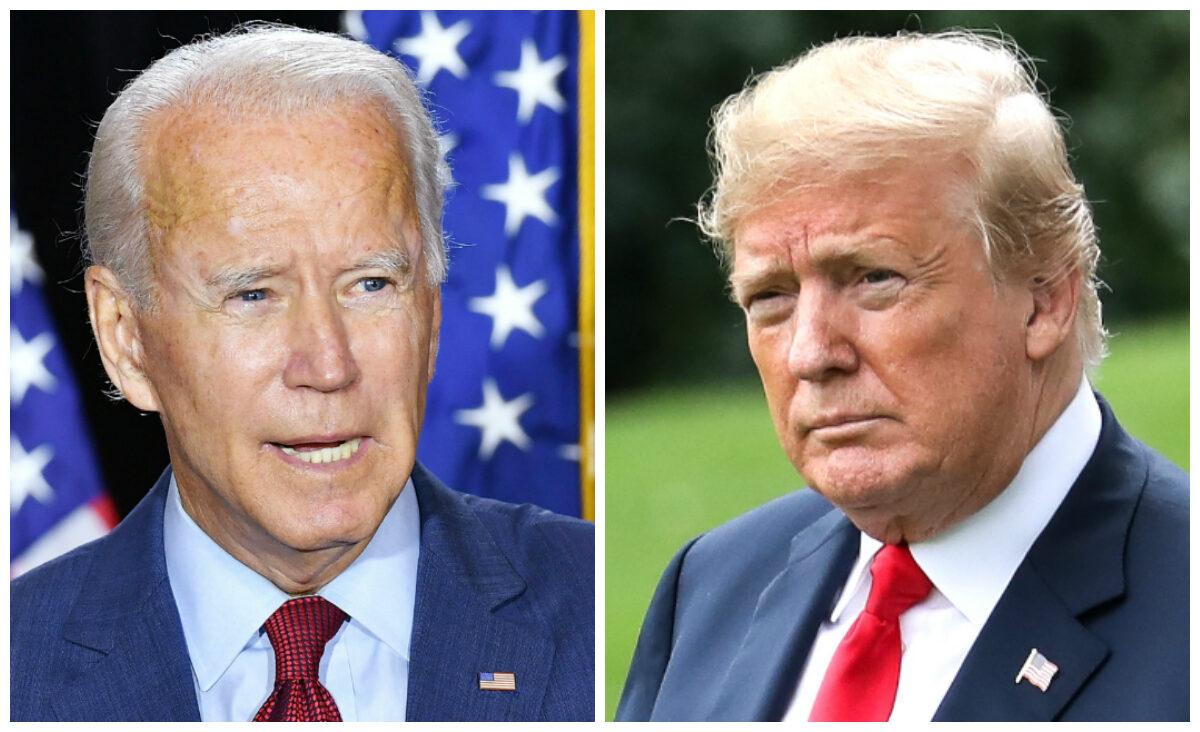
[698, 30, 1106, 369]
[83, 21, 450, 308]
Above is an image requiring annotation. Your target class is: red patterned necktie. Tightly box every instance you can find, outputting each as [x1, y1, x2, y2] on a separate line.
[254, 596, 348, 722]
[809, 542, 933, 722]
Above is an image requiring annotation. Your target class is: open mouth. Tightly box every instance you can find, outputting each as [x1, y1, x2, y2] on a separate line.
[273, 437, 364, 465]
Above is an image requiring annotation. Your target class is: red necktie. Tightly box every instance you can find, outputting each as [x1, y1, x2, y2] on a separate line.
[254, 596, 348, 722]
[809, 542, 933, 722]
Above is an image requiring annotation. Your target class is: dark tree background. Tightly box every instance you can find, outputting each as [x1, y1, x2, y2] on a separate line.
[606, 10, 1189, 393]
[11, 11, 344, 518]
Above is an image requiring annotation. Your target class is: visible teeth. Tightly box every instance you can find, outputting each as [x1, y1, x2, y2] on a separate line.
[279, 437, 362, 464]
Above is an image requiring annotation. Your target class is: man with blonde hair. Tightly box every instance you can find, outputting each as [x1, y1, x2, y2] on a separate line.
[618, 30, 1186, 722]
[11, 23, 593, 722]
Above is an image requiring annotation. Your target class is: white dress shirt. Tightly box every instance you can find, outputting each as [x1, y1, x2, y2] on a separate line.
[784, 377, 1101, 721]
[163, 474, 420, 721]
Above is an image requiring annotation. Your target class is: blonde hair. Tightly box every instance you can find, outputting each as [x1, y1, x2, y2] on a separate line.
[84, 22, 450, 308]
[698, 30, 1106, 368]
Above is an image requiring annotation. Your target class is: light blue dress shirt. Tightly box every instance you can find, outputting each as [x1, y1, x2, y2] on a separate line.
[163, 475, 419, 721]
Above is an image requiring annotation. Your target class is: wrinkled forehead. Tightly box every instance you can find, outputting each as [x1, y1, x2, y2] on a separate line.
[140, 99, 416, 248]
[732, 157, 981, 246]
[729, 157, 984, 274]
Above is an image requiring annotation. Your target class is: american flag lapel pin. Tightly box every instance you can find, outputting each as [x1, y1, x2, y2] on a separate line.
[479, 671, 517, 691]
[1015, 648, 1058, 692]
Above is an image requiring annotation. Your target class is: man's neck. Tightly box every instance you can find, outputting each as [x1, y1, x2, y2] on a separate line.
[176, 488, 374, 595]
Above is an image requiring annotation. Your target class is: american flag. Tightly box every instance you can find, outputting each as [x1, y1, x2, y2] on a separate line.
[1015, 648, 1058, 692]
[478, 671, 517, 691]
[10, 211, 117, 576]
[346, 10, 593, 519]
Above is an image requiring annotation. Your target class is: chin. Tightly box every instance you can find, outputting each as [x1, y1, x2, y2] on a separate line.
[796, 446, 922, 512]
[275, 502, 383, 551]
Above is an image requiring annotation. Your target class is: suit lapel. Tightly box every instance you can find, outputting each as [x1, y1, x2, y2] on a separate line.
[710, 506, 858, 721]
[932, 566, 1108, 720]
[53, 470, 201, 721]
[405, 464, 555, 722]
[935, 397, 1143, 721]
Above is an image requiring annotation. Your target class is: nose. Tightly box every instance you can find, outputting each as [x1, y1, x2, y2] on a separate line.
[282, 295, 361, 392]
[787, 287, 858, 381]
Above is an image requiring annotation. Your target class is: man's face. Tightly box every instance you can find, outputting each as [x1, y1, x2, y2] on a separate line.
[130, 100, 439, 559]
[731, 162, 1039, 542]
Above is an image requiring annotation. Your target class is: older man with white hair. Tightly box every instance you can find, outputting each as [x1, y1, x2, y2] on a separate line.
[11, 23, 593, 722]
[617, 30, 1186, 722]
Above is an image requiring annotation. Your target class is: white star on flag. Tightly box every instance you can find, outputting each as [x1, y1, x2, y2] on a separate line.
[11, 326, 57, 406]
[469, 265, 548, 350]
[482, 153, 560, 237]
[438, 131, 460, 160]
[455, 378, 535, 460]
[395, 10, 472, 86]
[494, 39, 567, 123]
[342, 10, 367, 41]
[11, 219, 44, 294]
[11, 437, 55, 512]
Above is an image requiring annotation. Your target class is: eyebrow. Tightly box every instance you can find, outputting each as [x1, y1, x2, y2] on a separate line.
[204, 248, 415, 294]
[728, 235, 903, 297]
[729, 265, 777, 293]
[728, 262, 791, 303]
[206, 264, 281, 293]
[351, 248, 412, 278]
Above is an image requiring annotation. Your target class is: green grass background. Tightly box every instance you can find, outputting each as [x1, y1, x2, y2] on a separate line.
[604, 316, 1188, 719]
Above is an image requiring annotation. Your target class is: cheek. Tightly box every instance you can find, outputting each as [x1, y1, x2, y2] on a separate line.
[353, 314, 432, 395]
[747, 328, 796, 427]
[863, 293, 1024, 445]
[152, 319, 282, 422]
[860, 294, 970, 389]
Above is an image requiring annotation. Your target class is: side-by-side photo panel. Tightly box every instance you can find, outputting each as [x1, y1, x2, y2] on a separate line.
[606, 10, 1187, 722]
[11, 10, 593, 722]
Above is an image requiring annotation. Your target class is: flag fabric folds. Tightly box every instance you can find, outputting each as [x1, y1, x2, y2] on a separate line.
[10, 212, 117, 576]
[349, 10, 589, 519]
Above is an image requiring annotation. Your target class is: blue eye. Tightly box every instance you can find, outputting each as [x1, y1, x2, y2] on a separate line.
[236, 289, 267, 302]
[359, 277, 389, 293]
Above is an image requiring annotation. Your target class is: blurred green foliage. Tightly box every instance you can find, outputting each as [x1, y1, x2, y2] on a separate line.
[606, 10, 1188, 391]
[604, 316, 1189, 718]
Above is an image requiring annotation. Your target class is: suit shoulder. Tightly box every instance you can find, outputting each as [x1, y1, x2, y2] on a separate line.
[1126, 439, 1188, 566]
[10, 537, 108, 721]
[457, 493, 595, 608]
[1139, 442, 1188, 513]
[689, 487, 834, 562]
[459, 492, 594, 554]
[12, 536, 103, 629]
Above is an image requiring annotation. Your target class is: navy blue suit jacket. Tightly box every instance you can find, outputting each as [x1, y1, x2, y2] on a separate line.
[617, 398, 1188, 721]
[11, 462, 594, 721]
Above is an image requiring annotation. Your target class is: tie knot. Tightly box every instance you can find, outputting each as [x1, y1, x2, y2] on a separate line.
[864, 543, 932, 621]
[262, 596, 348, 681]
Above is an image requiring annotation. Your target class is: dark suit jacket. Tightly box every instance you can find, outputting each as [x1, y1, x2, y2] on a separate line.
[617, 398, 1188, 721]
[11, 462, 594, 721]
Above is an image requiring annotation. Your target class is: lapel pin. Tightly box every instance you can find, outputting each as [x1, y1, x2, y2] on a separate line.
[479, 671, 517, 691]
[1015, 648, 1058, 692]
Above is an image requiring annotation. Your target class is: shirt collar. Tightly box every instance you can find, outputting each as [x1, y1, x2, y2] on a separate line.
[319, 479, 419, 662]
[830, 377, 1101, 626]
[829, 534, 880, 623]
[163, 474, 420, 691]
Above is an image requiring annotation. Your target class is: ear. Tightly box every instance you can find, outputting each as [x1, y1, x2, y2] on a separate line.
[426, 286, 442, 384]
[84, 266, 161, 412]
[1025, 268, 1081, 363]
